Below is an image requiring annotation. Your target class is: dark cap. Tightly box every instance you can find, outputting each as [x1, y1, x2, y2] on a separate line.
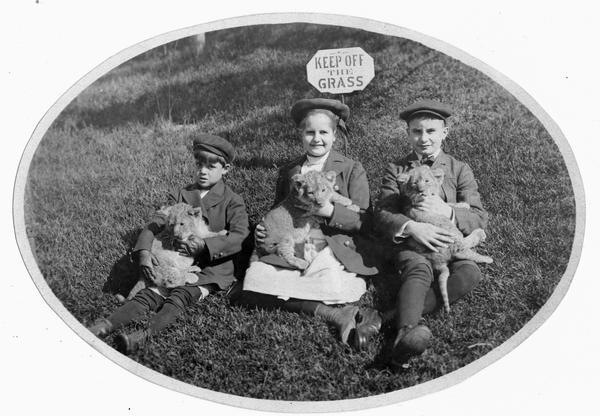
[290, 98, 350, 125]
[192, 134, 235, 163]
[399, 99, 453, 122]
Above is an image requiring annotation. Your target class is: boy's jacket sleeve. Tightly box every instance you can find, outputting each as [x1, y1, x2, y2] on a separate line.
[451, 163, 489, 235]
[373, 163, 412, 243]
[203, 193, 250, 261]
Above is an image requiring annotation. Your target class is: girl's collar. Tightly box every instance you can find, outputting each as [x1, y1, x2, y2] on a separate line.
[305, 151, 330, 166]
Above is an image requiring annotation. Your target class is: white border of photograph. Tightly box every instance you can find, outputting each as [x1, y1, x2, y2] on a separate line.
[4, 1, 598, 415]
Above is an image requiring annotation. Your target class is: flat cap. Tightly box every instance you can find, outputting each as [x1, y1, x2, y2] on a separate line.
[399, 99, 453, 122]
[192, 134, 235, 162]
[290, 98, 350, 125]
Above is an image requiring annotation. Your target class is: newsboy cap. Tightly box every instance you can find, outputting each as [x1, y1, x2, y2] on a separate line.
[192, 134, 235, 162]
[290, 98, 350, 125]
[399, 99, 453, 122]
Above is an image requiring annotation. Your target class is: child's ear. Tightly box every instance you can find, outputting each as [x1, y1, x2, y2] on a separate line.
[441, 126, 449, 140]
[396, 173, 410, 185]
[188, 206, 203, 217]
[222, 163, 231, 174]
[157, 205, 172, 217]
[291, 174, 305, 195]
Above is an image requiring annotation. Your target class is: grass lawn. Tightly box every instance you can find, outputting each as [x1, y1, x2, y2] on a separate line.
[24, 23, 576, 401]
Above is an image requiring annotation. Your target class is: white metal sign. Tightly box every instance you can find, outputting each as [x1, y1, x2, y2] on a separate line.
[306, 47, 375, 94]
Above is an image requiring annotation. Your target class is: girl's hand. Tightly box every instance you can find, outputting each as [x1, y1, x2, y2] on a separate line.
[314, 201, 334, 218]
[254, 223, 267, 246]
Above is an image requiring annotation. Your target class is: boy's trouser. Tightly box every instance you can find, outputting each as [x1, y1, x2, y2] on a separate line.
[395, 250, 482, 328]
[107, 286, 203, 334]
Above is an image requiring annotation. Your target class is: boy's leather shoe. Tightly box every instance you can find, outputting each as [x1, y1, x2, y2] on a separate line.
[114, 330, 149, 355]
[391, 324, 432, 364]
[352, 308, 382, 351]
[88, 319, 113, 338]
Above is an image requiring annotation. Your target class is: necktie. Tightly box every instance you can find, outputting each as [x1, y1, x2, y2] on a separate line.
[421, 155, 435, 166]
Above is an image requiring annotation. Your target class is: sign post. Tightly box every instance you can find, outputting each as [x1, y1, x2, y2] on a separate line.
[306, 47, 375, 152]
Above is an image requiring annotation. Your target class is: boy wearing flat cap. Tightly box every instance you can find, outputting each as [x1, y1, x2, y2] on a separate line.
[375, 99, 489, 363]
[89, 134, 249, 354]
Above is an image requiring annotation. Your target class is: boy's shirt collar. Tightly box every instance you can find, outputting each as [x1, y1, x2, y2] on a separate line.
[410, 149, 443, 162]
[181, 179, 226, 208]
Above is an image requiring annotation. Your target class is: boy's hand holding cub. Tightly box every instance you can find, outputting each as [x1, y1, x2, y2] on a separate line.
[138, 249, 159, 280]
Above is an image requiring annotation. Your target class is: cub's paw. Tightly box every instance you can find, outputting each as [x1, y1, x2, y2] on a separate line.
[451, 202, 470, 209]
[473, 229, 487, 242]
[293, 258, 309, 271]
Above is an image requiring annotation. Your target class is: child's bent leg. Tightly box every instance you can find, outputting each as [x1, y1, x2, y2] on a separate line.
[146, 285, 207, 335]
[115, 286, 208, 355]
[392, 251, 435, 361]
[107, 288, 164, 330]
[395, 251, 434, 328]
[422, 260, 482, 314]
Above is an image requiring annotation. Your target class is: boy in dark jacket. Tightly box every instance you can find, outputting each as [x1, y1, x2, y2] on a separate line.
[88, 134, 249, 355]
[375, 100, 489, 363]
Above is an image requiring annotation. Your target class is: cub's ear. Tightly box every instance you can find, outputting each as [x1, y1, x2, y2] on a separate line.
[324, 170, 337, 184]
[290, 174, 305, 195]
[188, 207, 203, 217]
[396, 173, 410, 185]
[431, 168, 445, 183]
[157, 205, 172, 216]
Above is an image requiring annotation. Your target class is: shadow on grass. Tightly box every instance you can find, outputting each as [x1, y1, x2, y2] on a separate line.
[102, 227, 144, 298]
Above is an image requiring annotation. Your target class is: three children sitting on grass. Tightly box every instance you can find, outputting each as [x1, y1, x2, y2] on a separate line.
[88, 98, 488, 365]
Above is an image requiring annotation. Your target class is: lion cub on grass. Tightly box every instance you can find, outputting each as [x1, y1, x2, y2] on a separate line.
[254, 170, 359, 270]
[396, 164, 492, 312]
[124, 203, 227, 300]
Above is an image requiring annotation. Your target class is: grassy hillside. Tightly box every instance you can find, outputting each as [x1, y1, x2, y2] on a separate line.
[24, 23, 576, 400]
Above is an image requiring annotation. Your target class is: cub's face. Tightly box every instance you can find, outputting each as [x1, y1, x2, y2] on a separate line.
[158, 203, 204, 243]
[290, 170, 337, 208]
[397, 165, 444, 203]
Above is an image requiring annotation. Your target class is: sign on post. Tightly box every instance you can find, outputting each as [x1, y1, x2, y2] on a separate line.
[306, 47, 375, 94]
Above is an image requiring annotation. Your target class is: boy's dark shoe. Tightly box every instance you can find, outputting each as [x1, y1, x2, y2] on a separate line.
[88, 319, 114, 338]
[391, 324, 432, 364]
[115, 330, 149, 355]
[351, 308, 382, 351]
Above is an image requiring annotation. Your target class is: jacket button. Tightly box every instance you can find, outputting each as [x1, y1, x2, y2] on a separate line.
[343, 241, 350, 247]
[219, 252, 224, 257]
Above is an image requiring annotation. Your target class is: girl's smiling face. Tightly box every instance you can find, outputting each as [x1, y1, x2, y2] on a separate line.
[299, 111, 337, 157]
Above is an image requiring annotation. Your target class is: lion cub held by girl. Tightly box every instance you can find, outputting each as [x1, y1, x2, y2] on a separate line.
[124, 203, 227, 300]
[396, 164, 492, 312]
[254, 170, 359, 270]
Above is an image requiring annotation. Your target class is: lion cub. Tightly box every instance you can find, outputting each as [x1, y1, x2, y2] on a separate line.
[396, 164, 492, 312]
[254, 170, 359, 270]
[124, 203, 227, 300]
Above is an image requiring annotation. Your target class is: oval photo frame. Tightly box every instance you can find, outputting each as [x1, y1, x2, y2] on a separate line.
[13, 13, 584, 412]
